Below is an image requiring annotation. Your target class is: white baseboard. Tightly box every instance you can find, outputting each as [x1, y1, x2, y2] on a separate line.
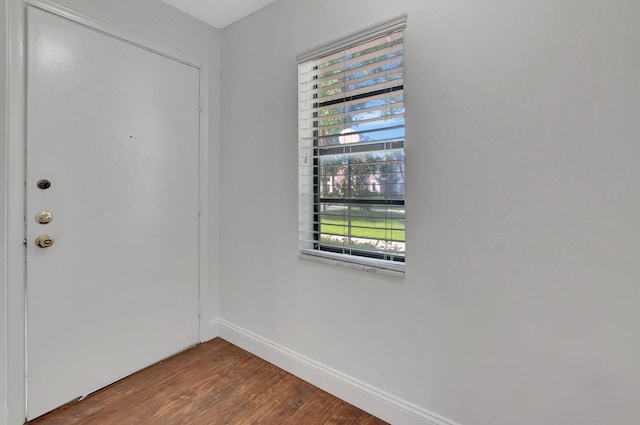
[209, 318, 461, 425]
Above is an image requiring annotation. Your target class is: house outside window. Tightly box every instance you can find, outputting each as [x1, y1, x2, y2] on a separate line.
[298, 15, 407, 272]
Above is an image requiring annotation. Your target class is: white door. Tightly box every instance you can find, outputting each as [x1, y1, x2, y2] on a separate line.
[25, 6, 201, 419]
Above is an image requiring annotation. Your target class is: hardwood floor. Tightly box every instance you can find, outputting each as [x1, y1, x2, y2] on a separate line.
[29, 338, 388, 425]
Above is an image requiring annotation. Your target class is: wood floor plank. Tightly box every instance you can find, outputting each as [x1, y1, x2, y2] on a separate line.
[29, 338, 388, 425]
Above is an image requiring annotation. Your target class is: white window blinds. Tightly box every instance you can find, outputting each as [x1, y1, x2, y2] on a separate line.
[298, 15, 407, 270]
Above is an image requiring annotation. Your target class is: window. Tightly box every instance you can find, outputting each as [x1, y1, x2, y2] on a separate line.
[298, 15, 407, 272]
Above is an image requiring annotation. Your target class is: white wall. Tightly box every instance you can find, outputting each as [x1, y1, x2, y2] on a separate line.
[219, 1, 640, 424]
[0, 0, 220, 423]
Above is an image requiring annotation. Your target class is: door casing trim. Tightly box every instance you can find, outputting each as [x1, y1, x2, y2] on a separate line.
[5, 1, 211, 422]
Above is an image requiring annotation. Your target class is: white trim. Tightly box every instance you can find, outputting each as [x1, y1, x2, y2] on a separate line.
[210, 318, 462, 425]
[208, 317, 221, 340]
[6, 1, 211, 422]
[6, 0, 27, 421]
[299, 251, 405, 277]
[197, 73, 211, 345]
[27, 0, 204, 69]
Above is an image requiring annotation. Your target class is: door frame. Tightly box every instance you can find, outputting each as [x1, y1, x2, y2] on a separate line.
[5, 1, 211, 422]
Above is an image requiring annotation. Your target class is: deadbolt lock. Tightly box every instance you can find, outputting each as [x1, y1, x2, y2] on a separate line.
[35, 211, 53, 224]
[35, 234, 54, 248]
[36, 179, 52, 190]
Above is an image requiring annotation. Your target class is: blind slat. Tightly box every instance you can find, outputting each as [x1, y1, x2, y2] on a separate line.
[314, 47, 404, 84]
[313, 75, 404, 104]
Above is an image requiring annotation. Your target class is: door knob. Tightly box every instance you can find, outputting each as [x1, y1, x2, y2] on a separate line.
[35, 211, 53, 224]
[35, 234, 54, 248]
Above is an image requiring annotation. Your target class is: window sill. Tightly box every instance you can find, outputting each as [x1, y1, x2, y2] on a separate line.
[299, 250, 405, 278]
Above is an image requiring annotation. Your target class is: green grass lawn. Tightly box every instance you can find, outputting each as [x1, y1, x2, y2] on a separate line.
[320, 210, 405, 242]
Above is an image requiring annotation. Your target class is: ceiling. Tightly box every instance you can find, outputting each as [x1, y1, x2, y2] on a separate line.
[159, 0, 278, 29]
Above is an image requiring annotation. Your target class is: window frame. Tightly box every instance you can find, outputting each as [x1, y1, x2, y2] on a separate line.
[298, 15, 408, 273]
